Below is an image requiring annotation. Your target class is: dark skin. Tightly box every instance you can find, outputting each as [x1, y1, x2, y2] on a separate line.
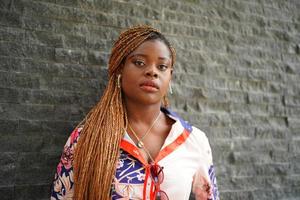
[121, 39, 174, 163]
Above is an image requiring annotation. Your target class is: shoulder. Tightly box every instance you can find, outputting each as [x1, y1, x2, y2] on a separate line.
[190, 126, 210, 148]
[65, 125, 83, 148]
[162, 107, 212, 154]
[190, 126, 213, 164]
[162, 107, 193, 132]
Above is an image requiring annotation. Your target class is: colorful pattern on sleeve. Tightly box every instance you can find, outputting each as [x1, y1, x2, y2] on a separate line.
[208, 165, 219, 200]
[50, 127, 82, 200]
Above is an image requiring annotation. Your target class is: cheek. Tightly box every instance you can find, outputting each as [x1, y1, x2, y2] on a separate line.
[120, 70, 138, 94]
[161, 77, 172, 93]
[122, 70, 137, 84]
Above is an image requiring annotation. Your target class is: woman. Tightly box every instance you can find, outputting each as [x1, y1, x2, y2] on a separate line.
[51, 25, 219, 200]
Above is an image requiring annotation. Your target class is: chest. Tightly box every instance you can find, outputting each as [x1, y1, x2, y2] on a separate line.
[112, 143, 202, 200]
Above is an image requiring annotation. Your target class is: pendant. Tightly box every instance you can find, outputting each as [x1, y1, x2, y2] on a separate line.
[137, 141, 144, 148]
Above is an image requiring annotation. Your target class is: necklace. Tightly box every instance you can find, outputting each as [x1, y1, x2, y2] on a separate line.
[128, 111, 161, 149]
[128, 126, 156, 163]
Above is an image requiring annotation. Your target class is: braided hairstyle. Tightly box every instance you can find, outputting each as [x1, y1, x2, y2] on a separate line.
[73, 25, 176, 200]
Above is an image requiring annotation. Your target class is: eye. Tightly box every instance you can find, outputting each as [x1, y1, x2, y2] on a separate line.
[157, 64, 168, 71]
[133, 60, 145, 67]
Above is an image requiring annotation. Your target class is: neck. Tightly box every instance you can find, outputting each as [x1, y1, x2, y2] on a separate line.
[125, 102, 162, 125]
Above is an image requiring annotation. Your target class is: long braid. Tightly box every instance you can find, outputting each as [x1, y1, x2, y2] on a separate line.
[73, 25, 176, 200]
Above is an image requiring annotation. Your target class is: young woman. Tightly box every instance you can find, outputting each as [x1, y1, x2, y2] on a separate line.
[51, 25, 219, 200]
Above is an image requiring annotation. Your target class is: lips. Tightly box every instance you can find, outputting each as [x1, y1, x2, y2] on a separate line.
[140, 80, 159, 92]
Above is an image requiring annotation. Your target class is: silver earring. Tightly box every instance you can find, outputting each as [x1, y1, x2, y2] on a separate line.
[117, 74, 121, 88]
[169, 82, 173, 94]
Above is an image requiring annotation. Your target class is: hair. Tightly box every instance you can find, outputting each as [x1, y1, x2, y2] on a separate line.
[73, 25, 176, 200]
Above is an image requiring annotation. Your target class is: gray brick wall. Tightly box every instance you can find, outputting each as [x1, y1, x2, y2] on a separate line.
[1, 0, 299, 199]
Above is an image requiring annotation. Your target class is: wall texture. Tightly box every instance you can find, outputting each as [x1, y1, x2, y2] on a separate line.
[1, 0, 300, 199]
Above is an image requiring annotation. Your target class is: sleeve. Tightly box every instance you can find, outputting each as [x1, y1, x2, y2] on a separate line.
[50, 127, 82, 200]
[192, 133, 219, 200]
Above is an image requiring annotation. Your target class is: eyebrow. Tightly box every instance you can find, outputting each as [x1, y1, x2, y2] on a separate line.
[127, 53, 171, 61]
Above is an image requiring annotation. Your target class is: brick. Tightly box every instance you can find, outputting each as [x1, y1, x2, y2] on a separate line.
[247, 92, 283, 105]
[0, 119, 18, 135]
[230, 103, 268, 116]
[87, 50, 110, 65]
[86, 38, 111, 51]
[235, 139, 289, 152]
[173, 60, 206, 73]
[220, 190, 254, 200]
[286, 106, 300, 117]
[21, 1, 60, 19]
[267, 104, 286, 117]
[0, 152, 17, 186]
[254, 127, 290, 139]
[0, 57, 42, 74]
[115, 16, 150, 29]
[204, 101, 230, 113]
[0, 135, 44, 152]
[230, 127, 255, 138]
[39, 76, 102, 93]
[54, 47, 87, 64]
[208, 127, 232, 138]
[0, 72, 39, 89]
[0, 186, 14, 200]
[285, 59, 300, 73]
[288, 118, 300, 129]
[18, 120, 76, 136]
[0, 1, 12, 10]
[289, 139, 300, 153]
[0, 87, 20, 103]
[226, 79, 243, 91]
[0, 26, 25, 43]
[228, 91, 248, 103]
[230, 114, 253, 126]
[15, 152, 60, 185]
[0, 41, 54, 61]
[35, 0, 75, 7]
[24, 30, 64, 48]
[21, 15, 72, 33]
[14, 184, 50, 200]
[111, 1, 161, 20]
[0, 10, 22, 27]
[202, 88, 229, 102]
[241, 79, 269, 92]
[58, 34, 83, 49]
[174, 73, 206, 87]
[0, 103, 55, 121]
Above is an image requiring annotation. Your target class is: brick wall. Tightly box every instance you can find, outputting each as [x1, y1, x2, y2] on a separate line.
[1, 0, 300, 199]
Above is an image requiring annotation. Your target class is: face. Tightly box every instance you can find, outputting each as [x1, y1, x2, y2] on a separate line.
[121, 39, 173, 106]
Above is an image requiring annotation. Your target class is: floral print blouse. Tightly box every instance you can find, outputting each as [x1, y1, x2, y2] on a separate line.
[51, 108, 219, 200]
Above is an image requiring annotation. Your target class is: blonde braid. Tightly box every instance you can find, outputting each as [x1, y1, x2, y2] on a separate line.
[73, 25, 176, 200]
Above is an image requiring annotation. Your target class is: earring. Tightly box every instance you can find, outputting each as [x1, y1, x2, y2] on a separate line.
[117, 74, 121, 88]
[169, 82, 173, 94]
[163, 96, 169, 107]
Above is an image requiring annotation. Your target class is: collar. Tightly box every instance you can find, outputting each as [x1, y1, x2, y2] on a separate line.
[121, 107, 192, 164]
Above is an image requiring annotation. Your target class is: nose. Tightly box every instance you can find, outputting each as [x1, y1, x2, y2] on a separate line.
[145, 64, 158, 78]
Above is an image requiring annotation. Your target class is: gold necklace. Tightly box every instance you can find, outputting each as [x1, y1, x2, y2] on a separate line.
[128, 126, 156, 163]
[128, 111, 161, 149]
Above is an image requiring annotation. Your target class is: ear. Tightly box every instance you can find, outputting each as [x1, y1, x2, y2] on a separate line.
[117, 62, 125, 75]
[120, 62, 124, 69]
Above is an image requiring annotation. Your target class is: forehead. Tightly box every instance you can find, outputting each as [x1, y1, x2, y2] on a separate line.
[128, 39, 171, 59]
